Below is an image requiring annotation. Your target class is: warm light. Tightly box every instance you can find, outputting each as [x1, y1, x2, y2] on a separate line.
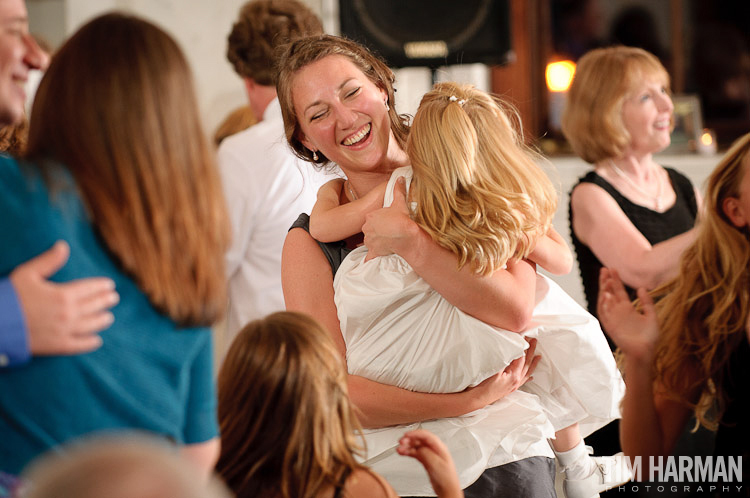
[546, 60, 576, 92]
[700, 131, 714, 146]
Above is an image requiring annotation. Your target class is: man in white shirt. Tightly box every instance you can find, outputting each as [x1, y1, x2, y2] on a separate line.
[218, 0, 335, 355]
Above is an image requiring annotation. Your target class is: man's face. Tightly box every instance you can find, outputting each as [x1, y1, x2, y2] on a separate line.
[0, 0, 46, 126]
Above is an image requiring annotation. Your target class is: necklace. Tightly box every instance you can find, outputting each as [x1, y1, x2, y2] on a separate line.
[345, 180, 358, 201]
[608, 159, 663, 211]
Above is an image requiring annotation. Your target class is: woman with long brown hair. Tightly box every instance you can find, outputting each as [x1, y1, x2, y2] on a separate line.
[598, 133, 750, 482]
[0, 13, 229, 478]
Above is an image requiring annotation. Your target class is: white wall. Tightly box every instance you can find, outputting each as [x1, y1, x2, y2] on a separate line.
[28, 0, 326, 135]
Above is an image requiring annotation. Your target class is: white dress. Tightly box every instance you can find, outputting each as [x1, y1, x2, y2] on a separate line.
[333, 167, 624, 495]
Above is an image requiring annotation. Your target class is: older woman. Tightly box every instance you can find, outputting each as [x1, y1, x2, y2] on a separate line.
[562, 46, 701, 322]
[0, 13, 228, 479]
[278, 35, 556, 497]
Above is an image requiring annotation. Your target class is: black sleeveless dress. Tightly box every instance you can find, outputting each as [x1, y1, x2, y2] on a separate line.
[569, 167, 698, 319]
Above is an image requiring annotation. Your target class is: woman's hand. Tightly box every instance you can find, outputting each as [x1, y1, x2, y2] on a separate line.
[597, 267, 659, 362]
[463, 338, 541, 409]
[362, 178, 415, 261]
[397, 429, 464, 498]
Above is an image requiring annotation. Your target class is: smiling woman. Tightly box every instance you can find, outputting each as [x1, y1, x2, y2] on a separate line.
[562, 46, 701, 323]
[276, 34, 558, 498]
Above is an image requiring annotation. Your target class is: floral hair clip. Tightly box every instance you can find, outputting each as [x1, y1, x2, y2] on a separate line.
[448, 95, 466, 106]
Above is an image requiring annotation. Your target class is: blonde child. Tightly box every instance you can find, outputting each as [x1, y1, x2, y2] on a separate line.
[20, 435, 231, 498]
[215, 311, 463, 498]
[309, 82, 626, 497]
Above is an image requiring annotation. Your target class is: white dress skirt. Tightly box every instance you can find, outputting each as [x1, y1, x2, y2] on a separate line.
[333, 167, 624, 495]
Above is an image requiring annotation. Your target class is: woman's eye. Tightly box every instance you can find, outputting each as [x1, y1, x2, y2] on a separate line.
[345, 87, 361, 98]
[639, 94, 651, 102]
[310, 110, 326, 121]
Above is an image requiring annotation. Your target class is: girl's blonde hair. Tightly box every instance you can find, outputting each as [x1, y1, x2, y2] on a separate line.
[22, 435, 230, 498]
[651, 133, 750, 429]
[216, 311, 366, 498]
[26, 13, 229, 326]
[408, 82, 557, 275]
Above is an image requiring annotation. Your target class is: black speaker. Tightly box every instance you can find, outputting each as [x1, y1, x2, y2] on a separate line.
[339, 0, 512, 68]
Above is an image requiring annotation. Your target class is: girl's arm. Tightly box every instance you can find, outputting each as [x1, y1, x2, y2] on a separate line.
[597, 268, 693, 470]
[309, 179, 386, 243]
[527, 227, 574, 276]
[281, 227, 538, 428]
[397, 429, 464, 498]
[571, 182, 697, 290]
[362, 179, 537, 331]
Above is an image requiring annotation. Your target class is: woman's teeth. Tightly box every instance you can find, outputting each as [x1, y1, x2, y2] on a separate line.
[343, 124, 371, 146]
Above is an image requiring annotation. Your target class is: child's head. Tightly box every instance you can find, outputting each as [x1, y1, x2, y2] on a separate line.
[216, 311, 363, 498]
[407, 81, 557, 275]
[21, 434, 230, 498]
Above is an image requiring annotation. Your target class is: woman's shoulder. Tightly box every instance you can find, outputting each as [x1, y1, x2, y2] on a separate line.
[341, 468, 398, 498]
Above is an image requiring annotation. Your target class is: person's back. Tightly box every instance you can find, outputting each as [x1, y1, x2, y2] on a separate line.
[219, 98, 332, 341]
[0, 13, 228, 477]
[219, 0, 335, 351]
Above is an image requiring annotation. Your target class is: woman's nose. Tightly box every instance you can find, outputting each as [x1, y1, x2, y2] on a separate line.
[658, 93, 674, 113]
[333, 103, 357, 129]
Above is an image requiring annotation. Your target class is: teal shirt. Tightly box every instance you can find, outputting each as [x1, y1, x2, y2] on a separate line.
[0, 157, 218, 475]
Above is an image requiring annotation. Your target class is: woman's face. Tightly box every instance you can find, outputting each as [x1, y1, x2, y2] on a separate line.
[291, 55, 391, 174]
[620, 76, 674, 156]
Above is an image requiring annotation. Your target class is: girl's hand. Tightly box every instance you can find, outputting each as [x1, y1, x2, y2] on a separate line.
[362, 178, 416, 261]
[597, 267, 659, 362]
[463, 338, 540, 409]
[397, 430, 464, 498]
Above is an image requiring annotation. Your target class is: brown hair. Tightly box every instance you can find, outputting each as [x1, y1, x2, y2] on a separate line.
[409, 82, 556, 275]
[0, 115, 28, 156]
[216, 311, 366, 498]
[276, 34, 410, 167]
[25, 13, 229, 326]
[651, 133, 750, 429]
[227, 0, 323, 86]
[561, 46, 670, 163]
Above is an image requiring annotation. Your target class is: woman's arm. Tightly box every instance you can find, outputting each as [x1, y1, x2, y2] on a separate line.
[281, 228, 539, 427]
[527, 227, 574, 276]
[362, 179, 536, 331]
[310, 179, 386, 243]
[571, 183, 696, 290]
[597, 268, 693, 469]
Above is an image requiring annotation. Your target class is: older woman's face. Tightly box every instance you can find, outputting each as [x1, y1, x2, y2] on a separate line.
[621, 76, 674, 156]
[291, 54, 391, 174]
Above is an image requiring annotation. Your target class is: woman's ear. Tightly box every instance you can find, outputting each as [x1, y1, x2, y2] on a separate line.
[298, 132, 314, 153]
[722, 196, 748, 228]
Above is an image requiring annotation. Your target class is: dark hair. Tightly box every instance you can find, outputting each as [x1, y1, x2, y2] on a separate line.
[227, 0, 323, 86]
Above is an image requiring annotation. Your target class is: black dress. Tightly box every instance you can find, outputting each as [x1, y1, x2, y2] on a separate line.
[569, 167, 698, 320]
